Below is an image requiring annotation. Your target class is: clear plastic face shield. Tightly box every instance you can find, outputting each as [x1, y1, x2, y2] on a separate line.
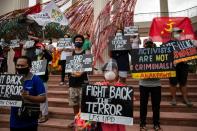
[102, 59, 118, 81]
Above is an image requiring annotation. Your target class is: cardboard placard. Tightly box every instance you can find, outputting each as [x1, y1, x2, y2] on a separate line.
[124, 26, 138, 36]
[109, 36, 131, 50]
[10, 39, 20, 48]
[164, 40, 197, 64]
[31, 60, 47, 75]
[81, 84, 133, 125]
[0, 74, 23, 107]
[57, 38, 72, 49]
[65, 54, 93, 73]
[131, 46, 176, 79]
[24, 40, 35, 48]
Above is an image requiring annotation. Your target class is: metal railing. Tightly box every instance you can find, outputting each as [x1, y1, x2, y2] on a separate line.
[134, 6, 197, 22]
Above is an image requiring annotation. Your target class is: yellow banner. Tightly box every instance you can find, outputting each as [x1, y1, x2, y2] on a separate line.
[174, 55, 197, 64]
[132, 71, 176, 79]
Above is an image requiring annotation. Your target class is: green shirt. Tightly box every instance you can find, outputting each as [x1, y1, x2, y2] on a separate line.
[82, 39, 91, 51]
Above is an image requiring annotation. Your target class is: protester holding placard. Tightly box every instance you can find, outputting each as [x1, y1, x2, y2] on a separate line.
[59, 34, 74, 85]
[139, 39, 162, 131]
[10, 56, 46, 131]
[110, 28, 130, 83]
[34, 42, 52, 123]
[67, 34, 89, 128]
[131, 34, 141, 49]
[167, 28, 193, 107]
[94, 59, 126, 131]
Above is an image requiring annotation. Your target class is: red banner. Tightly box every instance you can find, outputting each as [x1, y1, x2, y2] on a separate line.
[149, 17, 195, 43]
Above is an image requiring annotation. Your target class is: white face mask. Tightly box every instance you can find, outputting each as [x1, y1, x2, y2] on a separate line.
[116, 33, 122, 36]
[104, 71, 116, 81]
[35, 49, 42, 56]
[173, 33, 181, 39]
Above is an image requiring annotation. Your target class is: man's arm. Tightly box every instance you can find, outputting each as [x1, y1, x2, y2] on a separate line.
[21, 90, 46, 103]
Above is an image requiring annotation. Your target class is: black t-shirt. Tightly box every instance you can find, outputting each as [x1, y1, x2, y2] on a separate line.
[111, 50, 130, 71]
[68, 50, 88, 87]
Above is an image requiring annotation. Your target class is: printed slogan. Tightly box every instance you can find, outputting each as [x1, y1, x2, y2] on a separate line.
[81, 85, 133, 125]
[65, 54, 93, 72]
[164, 39, 197, 64]
[131, 47, 176, 79]
[0, 74, 23, 107]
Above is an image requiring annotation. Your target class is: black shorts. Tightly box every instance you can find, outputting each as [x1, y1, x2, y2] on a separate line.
[169, 62, 188, 87]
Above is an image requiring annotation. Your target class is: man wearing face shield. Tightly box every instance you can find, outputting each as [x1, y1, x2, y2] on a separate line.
[168, 28, 193, 107]
[10, 56, 46, 131]
[95, 59, 126, 131]
[34, 42, 52, 123]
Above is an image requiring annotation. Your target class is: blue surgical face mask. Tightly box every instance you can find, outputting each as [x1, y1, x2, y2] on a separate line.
[35, 49, 42, 55]
[74, 42, 83, 48]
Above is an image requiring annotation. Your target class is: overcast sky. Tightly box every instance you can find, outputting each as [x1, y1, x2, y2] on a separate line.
[134, 0, 197, 13]
[29, 0, 197, 22]
[29, 0, 197, 12]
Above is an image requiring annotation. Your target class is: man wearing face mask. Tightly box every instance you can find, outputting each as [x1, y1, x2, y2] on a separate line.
[67, 34, 89, 128]
[34, 42, 52, 123]
[95, 59, 126, 131]
[10, 56, 46, 131]
[168, 28, 193, 107]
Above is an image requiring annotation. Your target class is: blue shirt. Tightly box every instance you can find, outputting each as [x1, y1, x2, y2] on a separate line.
[10, 74, 45, 128]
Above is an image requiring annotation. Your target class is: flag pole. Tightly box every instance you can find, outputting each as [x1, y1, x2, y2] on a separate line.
[42, 26, 45, 40]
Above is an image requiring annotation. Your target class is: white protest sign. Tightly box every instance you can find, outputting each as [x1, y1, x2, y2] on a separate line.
[124, 26, 138, 36]
[24, 40, 35, 49]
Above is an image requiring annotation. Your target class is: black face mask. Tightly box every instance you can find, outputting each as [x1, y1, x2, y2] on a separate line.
[16, 67, 30, 75]
[74, 42, 83, 48]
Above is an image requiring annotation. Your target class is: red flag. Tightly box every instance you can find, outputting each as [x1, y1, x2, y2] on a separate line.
[26, 3, 41, 15]
[149, 17, 195, 43]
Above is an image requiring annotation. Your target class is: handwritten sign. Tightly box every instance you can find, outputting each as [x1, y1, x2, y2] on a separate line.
[81, 85, 133, 125]
[109, 36, 131, 50]
[57, 38, 72, 49]
[124, 26, 138, 36]
[131, 47, 176, 79]
[164, 40, 197, 64]
[24, 40, 35, 48]
[0, 74, 23, 107]
[65, 54, 93, 73]
[31, 60, 47, 75]
[10, 39, 20, 48]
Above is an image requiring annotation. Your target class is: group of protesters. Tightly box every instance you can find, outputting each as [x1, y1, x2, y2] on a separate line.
[0, 26, 195, 131]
